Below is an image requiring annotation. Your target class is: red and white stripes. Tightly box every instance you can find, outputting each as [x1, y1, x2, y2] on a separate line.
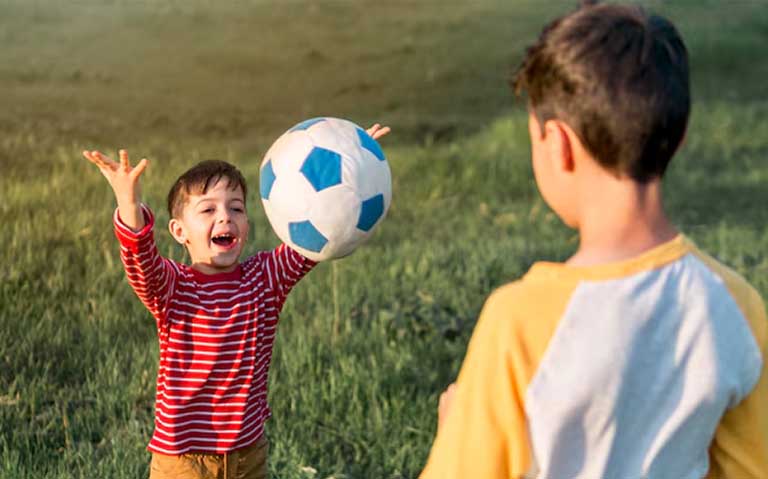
[114, 205, 314, 454]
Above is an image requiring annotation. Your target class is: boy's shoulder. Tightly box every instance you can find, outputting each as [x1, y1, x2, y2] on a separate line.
[687, 243, 763, 306]
[235, 245, 310, 280]
[480, 236, 766, 346]
[482, 272, 581, 326]
[686, 242, 767, 343]
[474, 272, 584, 361]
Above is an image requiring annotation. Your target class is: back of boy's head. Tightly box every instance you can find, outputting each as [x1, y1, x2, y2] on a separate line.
[167, 160, 248, 219]
[512, 1, 690, 182]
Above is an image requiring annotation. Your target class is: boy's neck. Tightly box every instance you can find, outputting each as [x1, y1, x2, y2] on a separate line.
[567, 178, 678, 267]
[190, 260, 240, 275]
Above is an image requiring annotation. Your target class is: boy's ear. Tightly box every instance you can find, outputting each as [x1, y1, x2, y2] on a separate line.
[168, 218, 187, 245]
[544, 120, 575, 174]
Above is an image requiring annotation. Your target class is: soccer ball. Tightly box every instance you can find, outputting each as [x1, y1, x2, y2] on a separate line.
[259, 117, 392, 261]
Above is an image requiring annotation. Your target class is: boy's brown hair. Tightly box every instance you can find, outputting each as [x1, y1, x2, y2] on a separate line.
[167, 160, 248, 219]
[512, 2, 690, 182]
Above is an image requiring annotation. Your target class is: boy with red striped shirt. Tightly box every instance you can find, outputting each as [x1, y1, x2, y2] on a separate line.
[83, 124, 388, 479]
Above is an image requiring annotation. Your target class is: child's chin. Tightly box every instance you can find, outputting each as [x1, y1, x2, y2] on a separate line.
[212, 253, 241, 269]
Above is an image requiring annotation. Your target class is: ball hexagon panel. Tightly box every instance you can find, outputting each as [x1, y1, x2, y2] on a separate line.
[264, 131, 314, 179]
[309, 185, 360, 241]
[310, 187, 367, 259]
[300, 147, 343, 192]
[306, 119, 364, 163]
[341, 152, 392, 205]
[265, 171, 316, 227]
[259, 160, 276, 199]
[288, 220, 328, 253]
[357, 194, 385, 232]
[289, 117, 326, 132]
[356, 128, 385, 161]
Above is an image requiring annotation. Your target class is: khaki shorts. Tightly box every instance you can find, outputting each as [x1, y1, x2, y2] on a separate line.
[149, 434, 268, 479]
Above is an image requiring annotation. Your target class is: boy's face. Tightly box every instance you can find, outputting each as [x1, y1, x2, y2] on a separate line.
[169, 179, 249, 274]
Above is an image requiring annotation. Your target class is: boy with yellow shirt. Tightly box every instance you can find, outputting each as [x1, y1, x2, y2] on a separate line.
[420, 3, 768, 478]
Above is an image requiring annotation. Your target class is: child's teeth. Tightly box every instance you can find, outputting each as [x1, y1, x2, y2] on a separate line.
[213, 234, 235, 246]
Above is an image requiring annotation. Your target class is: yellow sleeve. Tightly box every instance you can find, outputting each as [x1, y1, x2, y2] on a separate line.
[419, 287, 533, 479]
[707, 286, 768, 478]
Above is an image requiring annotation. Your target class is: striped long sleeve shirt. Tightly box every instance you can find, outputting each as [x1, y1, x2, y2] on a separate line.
[113, 204, 315, 455]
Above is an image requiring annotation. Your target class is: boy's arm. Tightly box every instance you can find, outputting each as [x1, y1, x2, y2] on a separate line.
[259, 245, 316, 305]
[113, 204, 178, 325]
[85, 149, 177, 325]
[707, 359, 768, 477]
[420, 291, 533, 479]
[706, 291, 768, 477]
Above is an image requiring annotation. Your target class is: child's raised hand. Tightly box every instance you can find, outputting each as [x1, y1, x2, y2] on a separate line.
[366, 123, 391, 141]
[83, 149, 148, 205]
[83, 149, 148, 230]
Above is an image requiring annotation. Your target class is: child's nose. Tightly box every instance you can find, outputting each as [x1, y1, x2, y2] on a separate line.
[217, 210, 232, 223]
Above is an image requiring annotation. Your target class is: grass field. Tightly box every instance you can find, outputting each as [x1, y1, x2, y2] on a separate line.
[1, 1, 768, 478]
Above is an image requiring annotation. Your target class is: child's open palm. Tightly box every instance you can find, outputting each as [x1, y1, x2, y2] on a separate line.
[83, 149, 148, 230]
[83, 149, 148, 205]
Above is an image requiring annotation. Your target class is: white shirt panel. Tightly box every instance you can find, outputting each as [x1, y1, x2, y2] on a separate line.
[525, 253, 762, 479]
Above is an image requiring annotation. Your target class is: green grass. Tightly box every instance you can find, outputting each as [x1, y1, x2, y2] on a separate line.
[1, 1, 767, 478]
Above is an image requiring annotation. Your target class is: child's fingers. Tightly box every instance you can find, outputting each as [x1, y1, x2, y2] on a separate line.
[373, 126, 391, 140]
[83, 150, 100, 165]
[366, 124, 381, 136]
[83, 150, 109, 170]
[92, 150, 107, 165]
[83, 150, 97, 165]
[366, 124, 391, 140]
[119, 149, 130, 171]
[90, 150, 119, 170]
[132, 158, 149, 179]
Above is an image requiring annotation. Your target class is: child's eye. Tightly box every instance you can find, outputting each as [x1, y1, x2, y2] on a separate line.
[201, 208, 214, 213]
[232, 207, 244, 213]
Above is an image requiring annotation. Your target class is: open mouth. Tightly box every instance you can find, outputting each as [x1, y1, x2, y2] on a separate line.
[212, 233, 236, 247]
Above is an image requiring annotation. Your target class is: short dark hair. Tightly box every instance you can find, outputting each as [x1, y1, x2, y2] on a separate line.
[512, 2, 690, 182]
[167, 160, 248, 219]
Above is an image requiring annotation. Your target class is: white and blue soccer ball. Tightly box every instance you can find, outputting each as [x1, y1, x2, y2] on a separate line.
[259, 117, 392, 261]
